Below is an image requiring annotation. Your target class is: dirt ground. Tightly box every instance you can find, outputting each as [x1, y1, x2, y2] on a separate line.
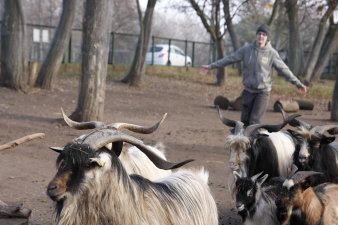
[0, 74, 336, 225]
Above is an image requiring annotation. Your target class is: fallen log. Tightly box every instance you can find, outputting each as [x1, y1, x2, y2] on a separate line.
[0, 204, 31, 218]
[229, 95, 242, 111]
[0, 133, 45, 151]
[273, 99, 299, 113]
[214, 96, 229, 110]
[294, 99, 314, 110]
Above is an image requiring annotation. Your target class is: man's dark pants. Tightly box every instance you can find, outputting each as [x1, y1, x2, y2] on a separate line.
[241, 89, 270, 126]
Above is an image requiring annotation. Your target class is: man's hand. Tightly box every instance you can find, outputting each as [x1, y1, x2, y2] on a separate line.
[299, 85, 307, 95]
[199, 65, 210, 75]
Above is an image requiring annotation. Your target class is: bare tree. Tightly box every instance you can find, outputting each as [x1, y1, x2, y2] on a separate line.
[69, 0, 113, 121]
[331, 64, 338, 121]
[285, 0, 303, 76]
[188, 0, 226, 86]
[121, 0, 157, 86]
[311, 17, 338, 82]
[304, 0, 337, 82]
[0, 0, 28, 90]
[35, 0, 77, 90]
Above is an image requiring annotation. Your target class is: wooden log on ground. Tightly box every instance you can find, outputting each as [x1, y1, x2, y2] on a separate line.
[0, 200, 31, 218]
[229, 95, 242, 111]
[214, 96, 229, 110]
[273, 99, 299, 113]
[0, 218, 28, 225]
[294, 99, 314, 110]
[0, 133, 45, 151]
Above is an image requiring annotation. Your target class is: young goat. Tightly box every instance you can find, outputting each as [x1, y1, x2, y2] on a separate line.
[47, 129, 218, 225]
[232, 171, 281, 225]
[278, 168, 338, 225]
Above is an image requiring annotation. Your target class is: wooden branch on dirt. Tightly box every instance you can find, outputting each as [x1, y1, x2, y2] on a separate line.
[0, 204, 31, 218]
[0, 133, 45, 151]
[0, 200, 31, 218]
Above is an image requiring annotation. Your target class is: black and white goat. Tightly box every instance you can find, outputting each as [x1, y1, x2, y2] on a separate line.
[55, 108, 172, 180]
[47, 129, 218, 225]
[232, 171, 278, 225]
[217, 106, 300, 179]
[233, 167, 321, 225]
[283, 113, 338, 184]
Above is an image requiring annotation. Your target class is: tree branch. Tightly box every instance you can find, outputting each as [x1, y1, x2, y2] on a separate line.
[0, 133, 45, 151]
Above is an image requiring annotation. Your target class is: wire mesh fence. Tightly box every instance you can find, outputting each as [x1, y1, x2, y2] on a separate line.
[2, 23, 337, 74]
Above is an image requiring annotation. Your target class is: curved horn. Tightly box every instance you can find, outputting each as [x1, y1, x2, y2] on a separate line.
[81, 129, 193, 170]
[106, 113, 167, 134]
[251, 171, 264, 182]
[310, 125, 338, 135]
[49, 147, 63, 153]
[216, 106, 244, 135]
[243, 124, 267, 137]
[257, 113, 302, 133]
[61, 107, 105, 130]
[280, 108, 312, 130]
[244, 114, 302, 136]
[62, 107, 167, 134]
[290, 171, 322, 184]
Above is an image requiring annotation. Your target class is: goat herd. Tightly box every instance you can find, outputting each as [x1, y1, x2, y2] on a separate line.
[22, 106, 338, 225]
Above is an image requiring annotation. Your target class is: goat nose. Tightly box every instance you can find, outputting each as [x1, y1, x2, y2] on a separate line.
[298, 155, 307, 164]
[47, 183, 58, 198]
[236, 203, 245, 211]
[48, 183, 57, 191]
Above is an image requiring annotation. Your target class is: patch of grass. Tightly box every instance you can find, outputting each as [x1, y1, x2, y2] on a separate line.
[59, 63, 335, 100]
[272, 76, 334, 99]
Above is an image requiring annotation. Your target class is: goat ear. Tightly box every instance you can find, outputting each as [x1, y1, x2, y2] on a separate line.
[50, 147, 63, 153]
[321, 135, 335, 145]
[256, 174, 269, 186]
[233, 171, 242, 181]
[90, 157, 105, 167]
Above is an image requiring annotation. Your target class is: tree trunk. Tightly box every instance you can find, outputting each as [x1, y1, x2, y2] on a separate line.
[70, 0, 112, 121]
[311, 19, 338, 82]
[304, 2, 337, 82]
[331, 67, 338, 121]
[267, 0, 281, 26]
[35, 0, 77, 90]
[215, 37, 226, 86]
[222, 0, 241, 74]
[285, 0, 303, 76]
[121, 0, 156, 86]
[188, 0, 226, 86]
[0, 0, 28, 90]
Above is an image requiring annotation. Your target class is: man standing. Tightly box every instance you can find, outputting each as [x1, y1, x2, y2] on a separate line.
[200, 24, 307, 126]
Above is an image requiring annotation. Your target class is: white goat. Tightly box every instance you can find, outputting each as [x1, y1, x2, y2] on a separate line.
[47, 129, 218, 225]
[55, 108, 172, 180]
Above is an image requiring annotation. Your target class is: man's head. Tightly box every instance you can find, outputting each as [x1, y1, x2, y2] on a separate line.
[256, 24, 270, 48]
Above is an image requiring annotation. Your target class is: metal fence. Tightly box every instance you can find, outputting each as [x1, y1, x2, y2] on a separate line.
[4, 23, 338, 74]
[26, 24, 216, 67]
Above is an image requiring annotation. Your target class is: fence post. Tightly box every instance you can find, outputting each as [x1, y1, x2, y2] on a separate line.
[167, 39, 172, 66]
[68, 35, 72, 63]
[184, 39, 188, 66]
[109, 32, 115, 65]
[192, 41, 195, 67]
[151, 35, 155, 65]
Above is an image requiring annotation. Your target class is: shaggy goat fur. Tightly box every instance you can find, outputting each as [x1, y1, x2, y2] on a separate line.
[48, 143, 218, 225]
